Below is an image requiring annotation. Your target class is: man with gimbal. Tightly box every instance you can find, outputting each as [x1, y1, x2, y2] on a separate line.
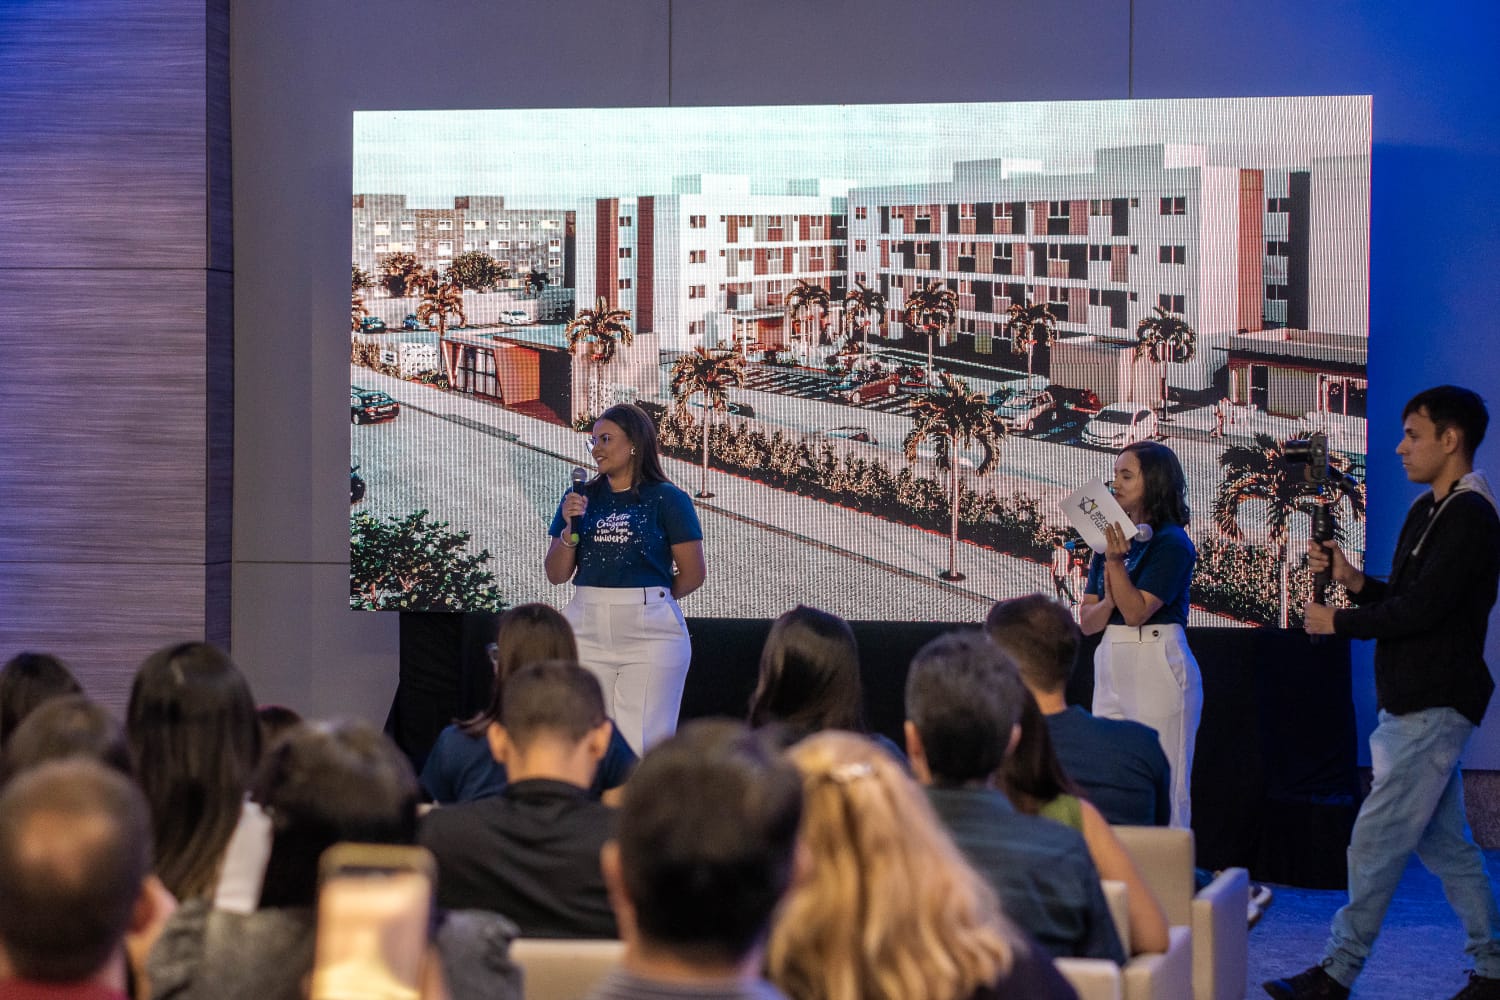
[1266, 385, 1500, 1000]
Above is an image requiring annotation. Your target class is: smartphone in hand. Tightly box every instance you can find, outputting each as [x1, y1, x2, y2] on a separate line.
[309, 843, 437, 1000]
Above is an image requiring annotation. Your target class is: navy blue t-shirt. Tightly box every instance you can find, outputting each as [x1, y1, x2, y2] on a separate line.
[1084, 522, 1195, 626]
[549, 480, 703, 589]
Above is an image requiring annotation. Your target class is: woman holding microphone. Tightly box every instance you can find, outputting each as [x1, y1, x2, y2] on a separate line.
[544, 403, 706, 755]
[1079, 439, 1201, 829]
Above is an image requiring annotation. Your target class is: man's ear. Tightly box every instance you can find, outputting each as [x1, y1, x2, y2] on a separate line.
[1442, 424, 1463, 457]
[585, 719, 612, 762]
[487, 722, 513, 766]
[904, 720, 932, 786]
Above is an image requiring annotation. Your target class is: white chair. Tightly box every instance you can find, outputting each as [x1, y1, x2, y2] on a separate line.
[509, 938, 625, 1000]
[1113, 825, 1251, 1000]
[1100, 875, 1193, 1000]
[1055, 957, 1124, 1000]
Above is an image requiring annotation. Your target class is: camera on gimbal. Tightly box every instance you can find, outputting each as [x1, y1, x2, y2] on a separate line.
[1284, 431, 1337, 604]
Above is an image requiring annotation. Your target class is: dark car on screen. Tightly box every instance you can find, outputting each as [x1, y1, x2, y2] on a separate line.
[350, 462, 366, 504]
[351, 386, 400, 424]
[359, 316, 388, 333]
[402, 313, 424, 331]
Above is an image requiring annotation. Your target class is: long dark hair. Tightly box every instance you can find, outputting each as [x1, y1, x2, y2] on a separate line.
[1000, 690, 1082, 815]
[127, 642, 260, 900]
[1122, 440, 1190, 529]
[592, 402, 669, 494]
[0, 653, 82, 750]
[748, 606, 866, 740]
[459, 603, 578, 738]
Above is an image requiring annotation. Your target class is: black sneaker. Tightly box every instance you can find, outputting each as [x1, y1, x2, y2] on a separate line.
[1451, 971, 1500, 1000]
[1262, 966, 1349, 1000]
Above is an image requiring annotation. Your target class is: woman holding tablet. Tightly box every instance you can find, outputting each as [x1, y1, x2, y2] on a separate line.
[1079, 439, 1201, 829]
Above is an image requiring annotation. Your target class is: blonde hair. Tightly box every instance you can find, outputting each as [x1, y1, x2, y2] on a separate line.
[768, 731, 1014, 1000]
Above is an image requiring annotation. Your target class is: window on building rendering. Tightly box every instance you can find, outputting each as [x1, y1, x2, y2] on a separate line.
[438, 220, 453, 230]
[619, 217, 632, 227]
[619, 247, 632, 258]
[618, 278, 632, 289]
[494, 220, 510, 229]
[854, 206, 868, 220]
[959, 203, 975, 219]
[1266, 240, 1290, 256]
[1159, 245, 1186, 264]
[689, 250, 707, 264]
[1160, 196, 1187, 216]
[400, 222, 414, 230]
[1266, 284, 1289, 300]
[373, 222, 391, 235]
[689, 285, 706, 299]
[1267, 197, 1291, 213]
[689, 215, 707, 228]
[437, 241, 453, 256]
[1158, 293, 1186, 312]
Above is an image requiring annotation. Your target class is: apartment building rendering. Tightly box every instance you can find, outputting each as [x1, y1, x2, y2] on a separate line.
[352, 193, 576, 290]
[574, 174, 851, 357]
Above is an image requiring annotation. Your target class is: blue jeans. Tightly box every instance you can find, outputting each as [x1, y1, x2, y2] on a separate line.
[1323, 707, 1500, 986]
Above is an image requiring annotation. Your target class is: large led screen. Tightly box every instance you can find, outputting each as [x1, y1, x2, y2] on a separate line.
[350, 97, 1371, 626]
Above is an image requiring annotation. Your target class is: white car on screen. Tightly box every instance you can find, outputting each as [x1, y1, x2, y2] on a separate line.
[497, 310, 530, 325]
[1081, 403, 1159, 449]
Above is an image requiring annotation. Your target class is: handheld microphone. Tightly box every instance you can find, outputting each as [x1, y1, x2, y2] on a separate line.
[1134, 524, 1153, 543]
[567, 467, 588, 544]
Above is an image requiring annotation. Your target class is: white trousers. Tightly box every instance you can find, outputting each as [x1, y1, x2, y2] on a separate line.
[1093, 623, 1203, 829]
[563, 585, 692, 756]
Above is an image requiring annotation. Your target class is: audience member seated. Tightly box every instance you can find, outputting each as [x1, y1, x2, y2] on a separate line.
[1003, 687, 1171, 955]
[420, 659, 619, 938]
[255, 704, 302, 751]
[421, 603, 636, 805]
[901, 630, 1123, 964]
[747, 604, 903, 760]
[589, 719, 801, 1000]
[0, 759, 169, 1000]
[127, 642, 261, 903]
[0, 694, 133, 785]
[148, 719, 521, 1000]
[0, 651, 83, 751]
[986, 595, 1170, 826]
[771, 729, 1077, 1000]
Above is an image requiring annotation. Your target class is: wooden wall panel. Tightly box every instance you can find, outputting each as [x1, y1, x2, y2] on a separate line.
[0, 0, 213, 269]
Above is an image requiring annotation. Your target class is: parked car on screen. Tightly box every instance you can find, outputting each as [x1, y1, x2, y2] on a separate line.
[351, 386, 400, 424]
[497, 310, 530, 325]
[838, 372, 901, 403]
[358, 316, 388, 333]
[350, 462, 366, 504]
[821, 425, 878, 444]
[1081, 402, 1158, 449]
[993, 389, 1058, 433]
[688, 398, 756, 418]
[402, 314, 424, 331]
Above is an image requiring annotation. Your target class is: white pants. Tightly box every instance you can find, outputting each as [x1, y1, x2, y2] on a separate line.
[563, 585, 692, 756]
[1093, 623, 1203, 829]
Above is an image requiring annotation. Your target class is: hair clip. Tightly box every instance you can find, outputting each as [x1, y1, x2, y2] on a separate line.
[823, 761, 876, 785]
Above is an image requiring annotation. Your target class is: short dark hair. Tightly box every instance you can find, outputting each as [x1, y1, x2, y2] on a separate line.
[617, 720, 802, 963]
[1, 695, 133, 785]
[984, 595, 1081, 695]
[0, 759, 151, 982]
[1404, 385, 1489, 460]
[252, 719, 420, 908]
[499, 659, 606, 749]
[0, 652, 82, 750]
[1121, 440, 1190, 528]
[748, 605, 866, 739]
[127, 642, 260, 901]
[905, 631, 1026, 784]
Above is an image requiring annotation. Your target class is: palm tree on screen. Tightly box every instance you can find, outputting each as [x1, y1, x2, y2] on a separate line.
[670, 347, 747, 498]
[1135, 306, 1197, 420]
[1005, 300, 1059, 376]
[901, 280, 957, 383]
[564, 297, 634, 418]
[904, 371, 1005, 581]
[786, 279, 832, 368]
[1212, 433, 1366, 627]
[417, 281, 466, 340]
[844, 280, 888, 355]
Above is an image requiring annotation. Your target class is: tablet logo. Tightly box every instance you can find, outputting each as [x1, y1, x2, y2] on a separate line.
[1076, 495, 1110, 533]
[1077, 497, 1099, 516]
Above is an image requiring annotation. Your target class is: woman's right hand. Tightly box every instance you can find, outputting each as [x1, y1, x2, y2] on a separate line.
[561, 491, 588, 523]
